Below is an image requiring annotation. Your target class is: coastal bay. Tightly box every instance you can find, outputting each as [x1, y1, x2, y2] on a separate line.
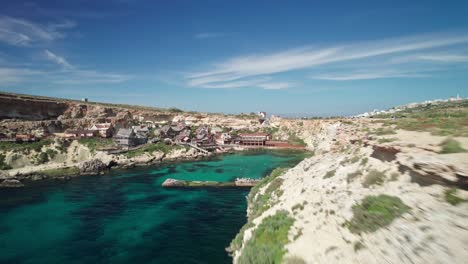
[0, 150, 306, 264]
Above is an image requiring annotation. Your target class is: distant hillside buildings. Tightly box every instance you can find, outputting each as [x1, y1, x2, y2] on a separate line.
[354, 95, 466, 118]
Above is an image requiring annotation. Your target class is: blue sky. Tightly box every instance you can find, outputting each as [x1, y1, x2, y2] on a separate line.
[1, 0, 467, 116]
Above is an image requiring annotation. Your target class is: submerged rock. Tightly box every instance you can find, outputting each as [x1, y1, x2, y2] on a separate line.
[0, 179, 24, 188]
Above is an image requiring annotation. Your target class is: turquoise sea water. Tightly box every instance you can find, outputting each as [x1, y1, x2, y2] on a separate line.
[0, 150, 306, 264]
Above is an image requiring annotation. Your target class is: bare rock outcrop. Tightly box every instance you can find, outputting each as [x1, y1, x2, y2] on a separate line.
[398, 153, 468, 188]
[79, 159, 108, 175]
[0, 178, 24, 188]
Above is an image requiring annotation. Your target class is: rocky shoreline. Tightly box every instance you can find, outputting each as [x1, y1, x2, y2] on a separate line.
[0, 146, 219, 188]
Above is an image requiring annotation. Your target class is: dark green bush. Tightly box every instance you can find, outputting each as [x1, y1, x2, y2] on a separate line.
[347, 195, 410, 234]
[0, 154, 12, 170]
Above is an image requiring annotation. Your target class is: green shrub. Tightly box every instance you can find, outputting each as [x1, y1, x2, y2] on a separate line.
[227, 222, 254, 253]
[78, 138, 115, 152]
[0, 139, 53, 154]
[168, 107, 184, 113]
[0, 154, 12, 170]
[35, 152, 49, 164]
[291, 201, 307, 212]
[248, 168, 288, 205]
[444, 188, 466, 205]
[439, 138, 466, 154]
[249, 178, 284, 220]
[56, 140, 71, 153]
[360, 157, 368, 166]
[229, 167, 290, 256]
[238, 210, 294, 264]
[378, 138, 397, 143]
[346, 195, 410, 234]
[362, 170, 386, 187]
[372, 100, 468, 137]
[323, 169, 336, 179]
[247, 168, 292, 221]
[46, 149, 58, 159]
[346, 170, 362, 183]
[373, 128, 396, 136]
[288, 133, 306, 146]
[353, 241, 365, 251]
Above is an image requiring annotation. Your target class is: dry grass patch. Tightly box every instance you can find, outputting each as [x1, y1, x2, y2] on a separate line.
[347, 170, 363, 183]
[362, 170, 386, 187]
[378, 137, 397, 144]
[323, 169, 336, 179]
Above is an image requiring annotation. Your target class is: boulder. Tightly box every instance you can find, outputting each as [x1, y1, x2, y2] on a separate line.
[162, 178, 187, 187]
[79, 159, 108, 174]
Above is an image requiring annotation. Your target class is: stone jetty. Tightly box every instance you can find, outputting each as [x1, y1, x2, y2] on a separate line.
[162, 178, 260, 188]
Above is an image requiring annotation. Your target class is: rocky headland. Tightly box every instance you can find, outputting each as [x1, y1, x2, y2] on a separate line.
[229, 110, 468, 264]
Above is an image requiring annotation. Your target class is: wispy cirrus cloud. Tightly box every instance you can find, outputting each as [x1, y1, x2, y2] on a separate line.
[0, 16, 75, 46]
[0, 15, 130, 88]
[1, 50, 131, 86]
[257, 82, 291, 90]
[44, 49, 73, 69]
[0, 67, 44, 85]
[52, 69, 132, 84]
[194, 32, 224, 39]
[311, 70, 428, 81]
[185, 32, 468, 88]
[0, 65, 132, 86]
[392, 53, 468, 63]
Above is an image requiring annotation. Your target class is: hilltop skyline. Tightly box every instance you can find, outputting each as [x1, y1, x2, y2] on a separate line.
[1, 0, 468, 116]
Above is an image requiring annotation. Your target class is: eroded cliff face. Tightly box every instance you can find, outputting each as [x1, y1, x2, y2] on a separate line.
[231, 119, 468, 264]
[0, 92, 258, 135]
[0, 95, 69, 120]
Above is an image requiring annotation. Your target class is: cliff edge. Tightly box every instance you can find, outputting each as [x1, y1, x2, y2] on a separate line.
[230, 117, 468, 264]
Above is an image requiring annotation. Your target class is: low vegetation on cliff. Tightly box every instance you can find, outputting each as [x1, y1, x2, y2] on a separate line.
[248, 167, 289, 220]
[346, 194, 411, 234]
[444, 188, 467, 206]
[0, 154, 11, 170]
[438, 138, 467, 154]
[0, 139, 53, 154]
[374, 99, 468, 137]
[237, 210, 294, 264]
[78, 138, 115, 153]
[228, 167, 290, 255]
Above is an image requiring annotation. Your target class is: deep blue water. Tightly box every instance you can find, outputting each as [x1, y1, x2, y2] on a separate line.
[0, 150, 305, 264]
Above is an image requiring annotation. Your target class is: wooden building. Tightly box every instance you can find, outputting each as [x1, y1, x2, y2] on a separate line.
[89, 123, 114, 138]
[237, 133, 271, 146]
[114, 128, 147, 147]
[15, 134, 38, 142]
[64, 129, 97, 139]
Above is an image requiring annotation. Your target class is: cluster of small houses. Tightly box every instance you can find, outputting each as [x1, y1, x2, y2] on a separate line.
[1, 109, 301, 152]
[0, 121, 280, 151]
[63, 122, 279, 150]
